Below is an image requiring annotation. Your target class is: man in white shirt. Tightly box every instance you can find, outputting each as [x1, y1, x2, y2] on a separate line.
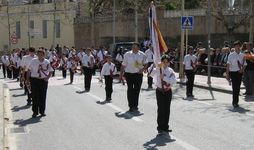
[21, 47, 37, 105]
[183, 46, 198, 98]
[1, 53, 8, 78]
[27, 49, 53, 118]
[120, 43, 148, 112]
[226, 41, 247, 108]
[145, 45, 154, 89]
[96, 46, 107, 71]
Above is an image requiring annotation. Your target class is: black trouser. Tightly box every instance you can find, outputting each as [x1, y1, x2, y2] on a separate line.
[69, 69, 74, 83]
[156, 89, 172, 132]
[147, 62, 153, 88]
[62, 68, 67, 78]
[52, 68, 55, 77]
[24, 72, 32, 103]
[12, 67, 19, 79]
[2, 64, 6, 78]
[83, 67, 93, 91]
[30, 78, 48, 115]
[104, 75, 113, 99]
[229, 71, 243, 106]
[7, 67, 12, 79]
[125, 73, 143, 109]
[185, 70, 195, 96]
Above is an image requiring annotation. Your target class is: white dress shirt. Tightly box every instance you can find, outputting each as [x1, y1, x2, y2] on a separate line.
[21, 55, 37, 71]
[149, 66, 177, 90]
[1, 55, 10, 65]
[116, 54, 123, 62]
[122, 51, 147, 73]
[81, 54, 95, 68]
[227, 51, 247, 72]
[97, 50, 107, 62]
[28, 58, 53, 78]
[101, 62, 117, 76]
[77, 52, 85, 61]
[183, 54, 198, 70]
[145, 49, 154, 63]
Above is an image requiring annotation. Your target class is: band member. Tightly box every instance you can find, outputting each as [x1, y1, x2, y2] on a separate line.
[77, 48, 85, 65]
[115, 47, 125, 84]
[96, 46, 107, 71]
[81, 48, 95, 92]
[243, 42, 254, 96]
[27, 49, 53, 118]
[226, 41, 247, 108]
[60, 55, 68, 79]
[49, 51, 59, 77]
[67, 57, 77, 84]
[101, 55, 117, 102]
[145, 44, 154, 89]
[120, 43, 148, 112]
[1, 53, 8, 78]
[21, 47, 37, 105]
[149, 55, 177, 134]
[183, 46, 198, 98]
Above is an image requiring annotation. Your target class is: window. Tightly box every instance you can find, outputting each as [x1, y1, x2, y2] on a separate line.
[55, 19, 60, 38]
[30, 20, 34, 38]
[42, 20, 47, 38]
[16, 21, 21, 39]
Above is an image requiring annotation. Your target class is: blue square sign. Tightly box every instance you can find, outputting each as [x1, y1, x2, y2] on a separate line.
[181, 16, 194, 30]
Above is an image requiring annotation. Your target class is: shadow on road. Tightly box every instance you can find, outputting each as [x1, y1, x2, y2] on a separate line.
[12, 93, 26, 97]
[115, 111, 144, 120]
[14, 117, 42, 127]
[11, 105, 30, 112]
[244, 96, 254, 102]
[143, 134, 175, 150]
[228, 106, 250, 114]
[9, 87, 23, 91]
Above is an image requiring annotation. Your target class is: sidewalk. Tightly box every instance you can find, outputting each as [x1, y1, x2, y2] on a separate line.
[0, 81, 3, 150]
[175, 73, 245, 94]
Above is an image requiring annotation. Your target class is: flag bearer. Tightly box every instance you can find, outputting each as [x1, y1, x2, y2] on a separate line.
[101, 55, 117, 102]
[149, 55, 177, 134]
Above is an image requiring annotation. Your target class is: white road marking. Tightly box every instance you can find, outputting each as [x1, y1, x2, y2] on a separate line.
[171, 135, 201, 150]
[72, 85, 143, 122]
[195, 101, 213, 106]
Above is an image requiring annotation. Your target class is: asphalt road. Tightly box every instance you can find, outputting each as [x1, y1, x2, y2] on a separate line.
[2, 72, 254, 150]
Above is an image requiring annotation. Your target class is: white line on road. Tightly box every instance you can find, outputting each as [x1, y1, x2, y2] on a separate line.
[72, 85, 143, 122]
[171, 135, 201, 150]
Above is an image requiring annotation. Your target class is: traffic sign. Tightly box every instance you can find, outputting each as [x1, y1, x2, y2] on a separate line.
[10, 32, 18, 44]
[181, 16, 194, 30]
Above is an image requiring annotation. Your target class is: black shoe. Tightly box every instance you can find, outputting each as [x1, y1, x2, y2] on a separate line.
[129, 108, 135, 112]
[26, 101, 32, 106]
[105, 98, 112, 102]
[40, 114, 46, 117]
[32, 114, 37, 118]
[233, 104, 239, 108]
[166, 129, 173, 132]
[134, 107, 139, 111]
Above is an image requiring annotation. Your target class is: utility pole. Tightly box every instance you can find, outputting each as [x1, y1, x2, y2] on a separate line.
[207, 0, 211, 85]
[134, 0, 138, 42]
[53, 0, 56, 47]
[7, 1, 11, 50]
[113, 0, 116, 45]
[179, 0, 185, 82]
[27, 0, 31, 48]
[249, 0, 253, 42]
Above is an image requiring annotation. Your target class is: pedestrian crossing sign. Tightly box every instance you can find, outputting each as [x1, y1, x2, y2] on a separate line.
[181, 16, 194, 30]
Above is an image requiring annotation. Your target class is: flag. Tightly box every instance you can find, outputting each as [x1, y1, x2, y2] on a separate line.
[149, 2, 168, 90]
[149, 2, 168, 65]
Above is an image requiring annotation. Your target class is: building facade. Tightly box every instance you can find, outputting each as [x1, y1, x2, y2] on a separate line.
[0, 0, 77, 50]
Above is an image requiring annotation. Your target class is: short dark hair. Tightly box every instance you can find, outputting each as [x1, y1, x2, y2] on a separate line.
[161, 55, 170, 62]
[28, 47, 36, 52]
[133, 42, 140, 48]
[233, 40, 242, 46]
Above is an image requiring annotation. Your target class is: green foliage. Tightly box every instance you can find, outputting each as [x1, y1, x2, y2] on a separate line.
[165, 2, 177, 10]
[185, 0, 201, 9]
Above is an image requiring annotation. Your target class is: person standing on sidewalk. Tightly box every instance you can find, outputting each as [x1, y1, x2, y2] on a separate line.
[148, 55, 177, 134]
[21, 47, 37, 106]
[183, 46, 197, 98]
[27, 49, 53, 118]
[243, 42, 254, 96]
[101, 55, 117, 102]
[226, 41, 247, 108]
[120, 42, 148, 112]
[1, 52, 8, 78]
